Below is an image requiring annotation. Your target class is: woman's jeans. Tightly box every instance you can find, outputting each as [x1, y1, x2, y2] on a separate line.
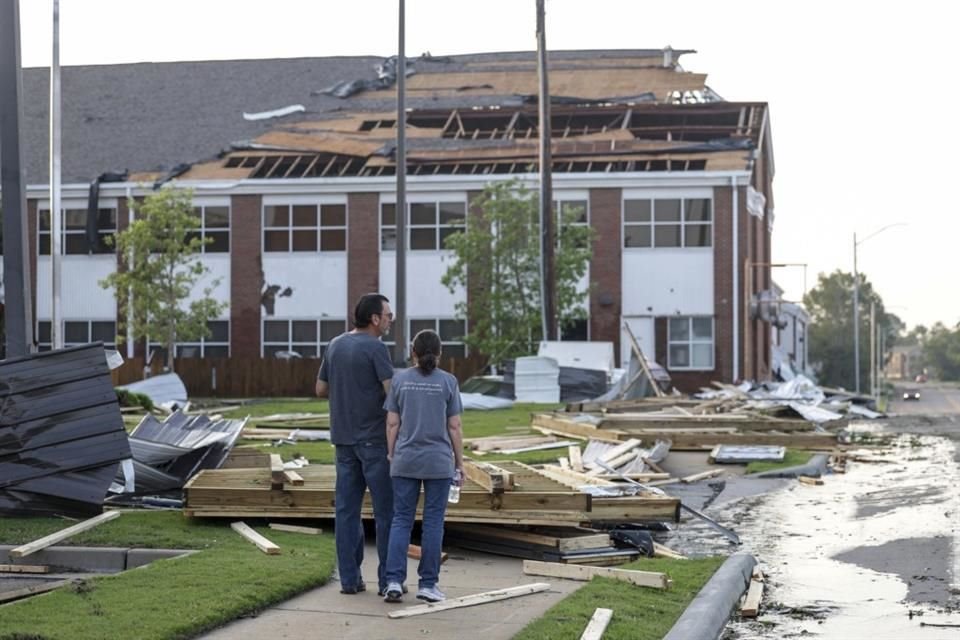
[385, 476, 451, 588]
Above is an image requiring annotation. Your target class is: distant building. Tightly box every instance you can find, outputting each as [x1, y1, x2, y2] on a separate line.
[2, 48, 778, 391]
[886, 345, 923, 380]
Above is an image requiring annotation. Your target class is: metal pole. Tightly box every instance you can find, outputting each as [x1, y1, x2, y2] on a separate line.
[393, 0, 408, 364]
[869, 301, 876, 400]
[853, 233, 860, 393]
[50, 0, 63, 349]
[0, 0, 34, 358]
[536, 0, 556, 341]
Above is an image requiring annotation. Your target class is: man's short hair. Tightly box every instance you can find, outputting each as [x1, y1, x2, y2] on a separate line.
[354, 293, 390, 328]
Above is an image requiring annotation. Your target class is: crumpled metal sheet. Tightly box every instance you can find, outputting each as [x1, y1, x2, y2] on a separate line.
[0, 343, 131, 517]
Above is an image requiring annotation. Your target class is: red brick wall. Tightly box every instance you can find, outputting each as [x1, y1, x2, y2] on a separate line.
[347, 192, 380, 321]
[588, 188, 622, 365]
[712, 185, 749, 384]
[230, 194, 262, 357]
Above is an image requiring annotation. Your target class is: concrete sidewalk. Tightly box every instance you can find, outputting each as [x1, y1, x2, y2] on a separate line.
[199, 543, 583, 640]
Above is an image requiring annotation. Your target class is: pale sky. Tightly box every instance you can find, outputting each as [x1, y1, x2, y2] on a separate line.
[15, 0, 956, 330]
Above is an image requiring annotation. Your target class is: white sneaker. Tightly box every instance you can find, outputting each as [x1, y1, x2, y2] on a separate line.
[416, 585, 446, 603]
[383, 582, 403, 603]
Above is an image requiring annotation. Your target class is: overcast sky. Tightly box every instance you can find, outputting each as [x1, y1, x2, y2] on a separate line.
[15, 0, 954, 329]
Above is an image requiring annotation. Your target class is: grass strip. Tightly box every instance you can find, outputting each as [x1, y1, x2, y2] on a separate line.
[745, 448, 814, 474]
[513, 556, 724, 640]
[0, 512, 334, 640]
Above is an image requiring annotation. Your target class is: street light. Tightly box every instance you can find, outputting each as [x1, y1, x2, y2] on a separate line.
[853, 223, 907, 394]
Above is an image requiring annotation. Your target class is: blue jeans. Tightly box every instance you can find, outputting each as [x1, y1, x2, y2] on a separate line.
[334, 442, 394, 592]
[385, 476, 451, 589]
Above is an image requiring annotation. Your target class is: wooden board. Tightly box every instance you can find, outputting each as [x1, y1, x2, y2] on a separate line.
[463, 459, 515, 493]
[231, 521, 281, 555]
[283, 470, 305, 486]
[0, 564, 50, 574]
[580, 607, 614, 640]
[10, 511, 120, 559]
[523, 559, 670, 589]
[387, 583, 551, 618]
[268, 523, 321, 535]
[740, 578, 764, 617]
[407, 544, 448, 563]
[270, 454, 285, 489]
[569, 445, 584, 472]
[681, 469, 724, 483]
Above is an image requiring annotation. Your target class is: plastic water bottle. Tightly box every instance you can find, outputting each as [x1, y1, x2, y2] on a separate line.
[448, 470, 462, 504]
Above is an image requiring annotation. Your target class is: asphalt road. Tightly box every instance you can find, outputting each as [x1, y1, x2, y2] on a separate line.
[889, 381, 960, 415]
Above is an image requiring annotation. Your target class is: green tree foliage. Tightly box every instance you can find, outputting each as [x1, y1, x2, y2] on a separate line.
[100, 188, 226, 371]
[803, 269, 898, 390]
[441, 180, 594, 363]
[922, 322, 960, 380]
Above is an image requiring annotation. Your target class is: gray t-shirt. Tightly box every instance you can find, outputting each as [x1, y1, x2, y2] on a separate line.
[384, 367, 463, 479]
[317, 332, 394, 446]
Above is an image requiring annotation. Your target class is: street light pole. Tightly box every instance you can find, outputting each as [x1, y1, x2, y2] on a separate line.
[853, 233, 860, 393]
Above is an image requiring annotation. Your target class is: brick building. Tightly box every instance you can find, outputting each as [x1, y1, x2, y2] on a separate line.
[4, 48, 776, 391]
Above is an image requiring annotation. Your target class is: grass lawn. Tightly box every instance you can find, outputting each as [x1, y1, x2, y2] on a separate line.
[0, 512, 335, 640]
[744, 448, 814, 474]
[513, 556, 725, 640]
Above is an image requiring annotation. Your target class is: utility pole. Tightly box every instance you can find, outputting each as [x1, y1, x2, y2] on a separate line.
[0, 0, 34, 358]
[853, 233, 860, 394]
[536, 0, 556, 341]
[869, 301, 876, 401]
[51, 0, 63, 349]
[393, 0, 408, 364]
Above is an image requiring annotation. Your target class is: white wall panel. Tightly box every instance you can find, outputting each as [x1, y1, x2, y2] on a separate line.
[621, 249, 713, 317]
[379, 252, 464, 318]
[262, 254, 347, 318]
[37, 256, 116, 319]
[621, 316, 655, 368]
[188, 255, 231, 308]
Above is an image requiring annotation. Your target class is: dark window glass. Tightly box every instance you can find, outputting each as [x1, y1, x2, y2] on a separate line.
[64, 210, 86, 230]
[37, 321, 51, 343]
[654, 199, 681, 222]
[669, 344, 690, 367]
[291, 229, 317, 251]
[439, 319, 465, 341]
[320, 229, 346, 251]
[205, 206, 230, 228]
[623, 200, 651, 223]
[263, 320, 289, 342]
[442, 344, 466, 360]
[91, 321, 116, 343]
[263, 345, 289, 358]
[265, 205, 289, 227]
[692, 344, 713, 368]
[561, 318, 588, 341]
[410, 228, 436, 250]
[561, 201, 588, 224]
[292, 205, 317, 227]
[685, 199, 711, 222]
[410, 319, 435, 336]
[39, 235, 51, 255]
[98, 208, 117, 228]
[654, 225, 681, 247]
[684, 224, 711, 247]
[64, 321, 89, 343]
[293, 344, 318, 357]
[185, 230, 203, 248]
[381, 203, 396, 226]
[320, 320, 345, 342]
[623, 226, 651, 248]
[65, 235, 88, 254]
[381, 228, 397, 251]
[439, 202, 465, 225]
[321, 204, 346, 227]
[204, 345, 229, 358]
[206, 231, 230, 252]
[292, 320, 317, 343]
[264, 230, 289, 251]
[410, 203, 435, 225]
[208, 321, 230, 342]
[39, 211, 51, 231]
[177, 345, 202, 358]
[670, 318, 690, 340]
[439, 227, 460, 249]
[692, 318, 713, 340]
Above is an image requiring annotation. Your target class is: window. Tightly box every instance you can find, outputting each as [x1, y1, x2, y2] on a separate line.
[263, 204, 346, 252]
[188, 205, 230, 253]
[668, 317, 714, 370]
[560, 318, 589, 341]
[407, 318, 467, 359]
[623, 198, 712, 248]
[381, 202, 466, 251]
[555, 199, 589, 249]
[37, 320, 116, 351]
[148, 320, 230, 358]
[39, 208, 117, 255]
[262, 319, 346, 358]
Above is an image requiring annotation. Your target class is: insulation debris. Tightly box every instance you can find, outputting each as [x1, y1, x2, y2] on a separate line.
[242, 104, 305, 121]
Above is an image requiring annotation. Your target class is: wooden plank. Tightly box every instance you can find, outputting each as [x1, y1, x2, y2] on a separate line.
[559, 456, 571, 470]
[268, 523, 321, 535]
[740, 577, 764, 617]
[534, 465, 618, 488]
[523, 559, 670, 589]
[584, 438, 643, 469]
[0, 579, 72, 604]
[270, 454, 285, 489]
[283, 470, 305, 486]
[10, 511, 121, 558]
[652, 542, 687, 560]
[463, 459, 515, 494]
[231, 521, 281, 555]
[0, 564, 50, 574]
[407, 544, 448, 563]
[388, 583, 551, 618]
[623, 321, 666, 397]
[569, 445, 584, 472]
[532, 414, 628, 442]
[798, 475, 824, 486]
[580, 607, 614, 640]
[681, 469, 724, 483]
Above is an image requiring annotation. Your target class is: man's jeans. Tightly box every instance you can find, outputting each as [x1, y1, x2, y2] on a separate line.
[385, 476, 451, 589]
[334, 442, 394, 592]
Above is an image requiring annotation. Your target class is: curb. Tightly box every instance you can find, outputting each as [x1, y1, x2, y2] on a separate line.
[751, 453, 829, 478]
[663, 552, 756, 640]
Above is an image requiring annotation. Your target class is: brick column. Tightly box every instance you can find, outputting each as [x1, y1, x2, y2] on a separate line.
[588, 188, 622, 364]
[713, 185, 746, 384]
[230, 194, 262, 357]
[347, 192, 380, 319]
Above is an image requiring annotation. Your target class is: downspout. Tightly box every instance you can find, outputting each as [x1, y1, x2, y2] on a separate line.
[125, 185, 134, 359]
[731, 176, 739, 382]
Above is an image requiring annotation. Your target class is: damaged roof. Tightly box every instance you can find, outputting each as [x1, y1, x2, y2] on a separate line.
[19, 48, 767, 184]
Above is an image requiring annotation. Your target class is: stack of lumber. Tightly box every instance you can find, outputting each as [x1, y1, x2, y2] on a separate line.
[444, 523, 639, 566]
[465, 434, 574, 456]
[184, 457, 679, 525]
[532, 412, 840, 450]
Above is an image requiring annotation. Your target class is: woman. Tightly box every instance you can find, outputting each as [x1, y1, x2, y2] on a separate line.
[382, 330, 464, 604]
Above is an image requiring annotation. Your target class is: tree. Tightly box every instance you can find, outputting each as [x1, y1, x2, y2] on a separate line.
[441, 180, 593, 363]
[923, 322, 960, 380]
[100, 188, 226, 371]
[803, 269, 898, 390]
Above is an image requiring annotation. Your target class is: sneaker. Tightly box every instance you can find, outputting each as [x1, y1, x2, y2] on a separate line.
[416, 585, 446, 603]
[378, 584, 408, 596]
[383, 582, 404, 603]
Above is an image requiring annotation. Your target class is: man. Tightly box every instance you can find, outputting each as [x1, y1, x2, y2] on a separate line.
[316, 293, 395, 595]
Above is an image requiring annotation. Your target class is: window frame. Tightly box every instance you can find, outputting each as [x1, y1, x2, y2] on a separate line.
[387, 317, 468, 359]
[667, 316, 715, 371]
[148, 320, 231, 358]
[380, 200, 467, 252]
[190, 204, 231, 254]
[622, 196, 713, 249]
[38, 206, 118, 255]
[261, 318, 347, 358]
[262, 202, 347, 254]
[37, 319, 117, 351]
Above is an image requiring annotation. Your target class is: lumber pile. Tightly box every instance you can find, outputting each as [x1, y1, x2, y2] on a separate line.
[444, 523, 640, 566]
